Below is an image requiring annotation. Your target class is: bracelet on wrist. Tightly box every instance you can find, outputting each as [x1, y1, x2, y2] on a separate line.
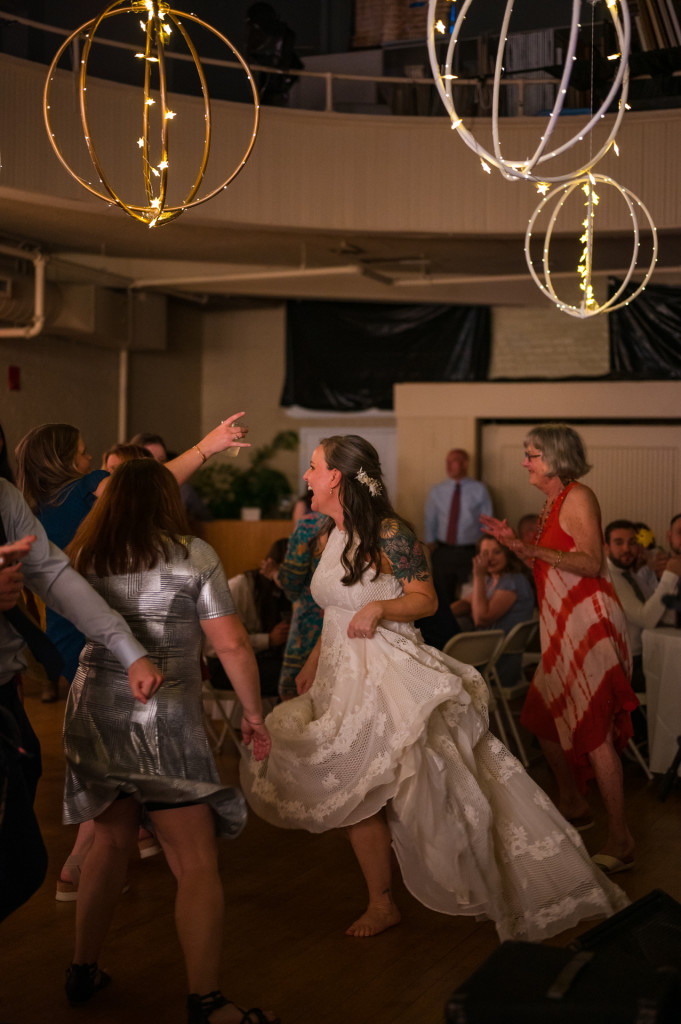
[244, 716, 264, 726]
[554, 549, 565, 568]
[193, 443, 207, 464]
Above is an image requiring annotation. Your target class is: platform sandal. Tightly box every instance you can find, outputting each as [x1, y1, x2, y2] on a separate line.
[187, 990, 280, 1024]
[65, 962, 111, 1005]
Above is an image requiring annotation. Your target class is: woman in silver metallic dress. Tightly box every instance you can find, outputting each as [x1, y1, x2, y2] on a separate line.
[62, 460, 278, 1024]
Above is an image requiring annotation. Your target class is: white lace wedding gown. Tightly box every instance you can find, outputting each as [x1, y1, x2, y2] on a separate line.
[239, 528, 629, 941]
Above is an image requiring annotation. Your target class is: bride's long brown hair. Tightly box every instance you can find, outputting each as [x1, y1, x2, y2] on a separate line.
[68, 459, 189, 577]
[318, 435, 415, 586]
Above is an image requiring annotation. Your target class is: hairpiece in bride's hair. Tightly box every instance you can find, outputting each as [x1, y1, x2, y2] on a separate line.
[355, 467, 382, 497]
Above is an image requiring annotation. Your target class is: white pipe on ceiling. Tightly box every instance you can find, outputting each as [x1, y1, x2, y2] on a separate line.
[0, 244, 47, 338]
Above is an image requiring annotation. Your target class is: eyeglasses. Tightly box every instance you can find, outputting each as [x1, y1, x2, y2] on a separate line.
[523, 451, 543, 460]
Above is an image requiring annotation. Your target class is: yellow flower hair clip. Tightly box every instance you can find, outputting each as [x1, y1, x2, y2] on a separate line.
[635, 527, 655, 549]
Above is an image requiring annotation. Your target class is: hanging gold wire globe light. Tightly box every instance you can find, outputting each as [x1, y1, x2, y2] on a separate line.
[43, 0, 260, 227]
[426, 0, 631, 183]
[525, 173, 658, 319]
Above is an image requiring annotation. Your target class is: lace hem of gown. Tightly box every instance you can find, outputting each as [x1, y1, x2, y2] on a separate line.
[240, 597, 628, 941]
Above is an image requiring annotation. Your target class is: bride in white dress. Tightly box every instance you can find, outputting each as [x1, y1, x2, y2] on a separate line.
[239, 435, 628, 941]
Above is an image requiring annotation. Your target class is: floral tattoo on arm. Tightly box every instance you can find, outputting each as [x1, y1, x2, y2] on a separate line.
[379, 518, 431, 582]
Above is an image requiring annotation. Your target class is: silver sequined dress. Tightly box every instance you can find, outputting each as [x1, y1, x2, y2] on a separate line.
[63, 537, 246, 837]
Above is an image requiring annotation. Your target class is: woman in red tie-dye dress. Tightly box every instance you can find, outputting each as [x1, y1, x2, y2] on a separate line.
[481, 423, 638, 877]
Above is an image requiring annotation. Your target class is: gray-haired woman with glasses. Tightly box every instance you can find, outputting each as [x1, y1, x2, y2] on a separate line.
[481, 422, 638, 877]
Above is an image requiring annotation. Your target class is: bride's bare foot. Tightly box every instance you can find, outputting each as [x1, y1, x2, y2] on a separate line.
[346, 901, 401, 938]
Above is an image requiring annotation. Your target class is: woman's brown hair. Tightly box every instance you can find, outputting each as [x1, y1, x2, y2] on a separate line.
[318, 434, 414, 586]
[101, 442, 153, 469]
[68, 459, 189, 576]
[15, 423, 82, 509]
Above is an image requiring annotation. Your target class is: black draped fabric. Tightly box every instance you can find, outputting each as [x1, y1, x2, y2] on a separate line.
[609, 278, 681, 379]
[282, 300, 491, 411]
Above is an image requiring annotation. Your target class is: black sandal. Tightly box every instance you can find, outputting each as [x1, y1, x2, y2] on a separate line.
[65, 962, 111, 1005]
[187, 990, 281, 1024]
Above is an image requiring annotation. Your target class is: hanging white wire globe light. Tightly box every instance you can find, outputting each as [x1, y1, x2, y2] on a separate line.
[427, 0, 631, 183]
[43, 0, 259, 227]
[524, 173, 657, 319]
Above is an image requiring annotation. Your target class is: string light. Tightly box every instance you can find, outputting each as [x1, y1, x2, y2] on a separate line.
[427, 0, 656, 317]
[426, 0, 632, 183]
[43, 0, 260, 227]
[525, 175, 657, 319]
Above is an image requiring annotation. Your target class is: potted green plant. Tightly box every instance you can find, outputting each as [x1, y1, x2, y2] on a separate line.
[194, 430, 299, 520]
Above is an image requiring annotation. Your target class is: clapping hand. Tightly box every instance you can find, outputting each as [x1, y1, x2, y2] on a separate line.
[480, 514, 516, 547]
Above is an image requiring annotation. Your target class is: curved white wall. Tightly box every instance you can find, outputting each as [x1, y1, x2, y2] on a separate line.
[2, 53, 679, 237]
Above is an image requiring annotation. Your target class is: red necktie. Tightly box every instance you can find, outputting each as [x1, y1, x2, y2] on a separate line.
[446, 482, 460, 545]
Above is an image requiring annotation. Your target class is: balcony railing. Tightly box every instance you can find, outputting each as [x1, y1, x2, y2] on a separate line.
[1, 9, 679, 117]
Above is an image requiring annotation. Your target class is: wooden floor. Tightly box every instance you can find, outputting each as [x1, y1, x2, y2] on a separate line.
[2, 678, 681, 1024]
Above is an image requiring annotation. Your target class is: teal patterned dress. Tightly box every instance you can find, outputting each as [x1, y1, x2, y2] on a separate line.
[277, 513, 325, 699]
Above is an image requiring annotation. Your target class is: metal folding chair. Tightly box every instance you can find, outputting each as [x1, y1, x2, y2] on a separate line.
[626, 691, 653, 780]
[486, 619, 539, 767]
[443, 629, 509, 748]
[202, 680, 243, 755]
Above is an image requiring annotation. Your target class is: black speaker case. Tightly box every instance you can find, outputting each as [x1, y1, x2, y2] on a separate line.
[445, 890, 681, 1024]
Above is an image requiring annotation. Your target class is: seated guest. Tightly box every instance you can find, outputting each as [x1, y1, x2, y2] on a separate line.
[450, 535, 536, 689]
[517, 513, 539, 545]
[655, 514, 681, 625]
[207, 539, 291, 698]
[632, 521, 666, 590]
[667, 513, 681, 558]
[605, 519, 681, 692]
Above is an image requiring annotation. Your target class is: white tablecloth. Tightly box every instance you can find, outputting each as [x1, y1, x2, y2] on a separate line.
[642, 626, 681, 774]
